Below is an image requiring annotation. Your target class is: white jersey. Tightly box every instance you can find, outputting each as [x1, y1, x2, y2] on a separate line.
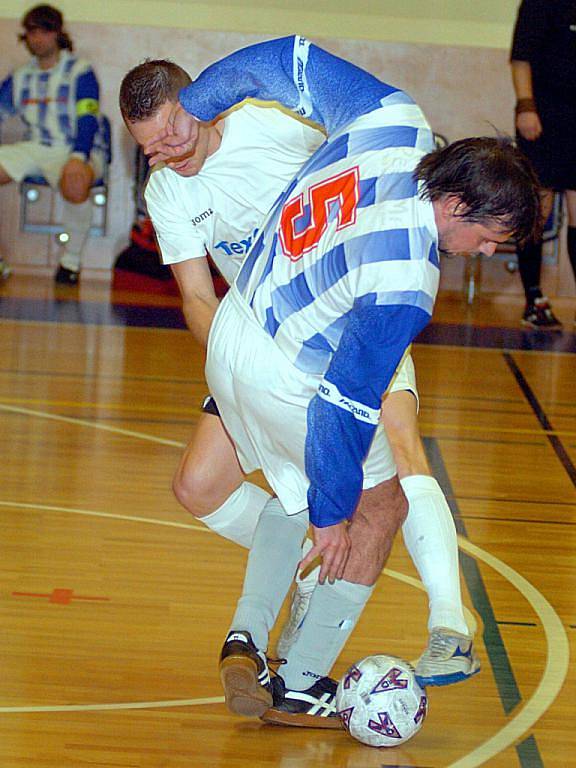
[144, 103, 324, 284]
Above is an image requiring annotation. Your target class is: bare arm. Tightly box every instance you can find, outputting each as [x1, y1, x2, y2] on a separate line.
[510, 59, 542, 141]
[171, 258, 220, 347]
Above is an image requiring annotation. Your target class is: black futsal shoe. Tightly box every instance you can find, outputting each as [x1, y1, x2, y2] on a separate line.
[219, 630, 272, 717]
[261, 674, 343, 729]
[54, 265, 80, 285]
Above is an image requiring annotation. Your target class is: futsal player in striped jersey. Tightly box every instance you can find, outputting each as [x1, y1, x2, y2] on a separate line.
[0, 5, 106, 284]
[122, 58, 476, 691]
[145, 37, 540, 726]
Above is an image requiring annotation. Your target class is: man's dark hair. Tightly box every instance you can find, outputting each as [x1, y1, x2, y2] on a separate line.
[20, 5, 73, 51]
[119, 60, 192, 123]
[414, 136, 541, 243]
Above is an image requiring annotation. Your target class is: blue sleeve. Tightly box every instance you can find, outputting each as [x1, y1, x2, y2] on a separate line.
[179, 35, 397, 136]
[72, 68, 100, 157]
[305, 303, 431, 528]
[0, 74, 15, 121]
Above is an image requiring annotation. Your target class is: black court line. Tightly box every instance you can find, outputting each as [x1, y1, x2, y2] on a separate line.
[504, 353, 576, 486]
[497, 621, 538, 627]
[424, 437, 542, 766]
[458, 515, 576, 527]
[0, 366, 201, 385]
[2, 296, 576, 353]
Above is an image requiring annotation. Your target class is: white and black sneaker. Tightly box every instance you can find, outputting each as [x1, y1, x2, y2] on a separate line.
[261, 675, 343, 729]
[219, 630, 272, 718]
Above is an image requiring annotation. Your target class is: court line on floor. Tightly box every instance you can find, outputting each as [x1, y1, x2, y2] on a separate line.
[446, 536, 569, 768]
[0, 403, 186, 448]
[1, 402, 569, 766]
[3, 399, 576, 441]
[0, 500, 208, 532]
[0, 496, 567, 768]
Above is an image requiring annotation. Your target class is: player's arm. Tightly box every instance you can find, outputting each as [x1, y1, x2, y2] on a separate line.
[145, 36, 397, 163]
[305, 302, 431, 531]
[0, 74, 16, 122]
[145, 174, 218, 347]
[510, 0, 547, 141]
[171, 258, 219, 347]
[71, 67, 100, 160]
[60, 67, 100, 203]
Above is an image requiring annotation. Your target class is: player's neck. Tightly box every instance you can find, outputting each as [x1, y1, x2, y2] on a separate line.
[206, 119, 224, 159]
[37, 49, 61, 70]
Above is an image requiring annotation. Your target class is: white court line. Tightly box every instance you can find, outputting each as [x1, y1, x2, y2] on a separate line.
[0, 399, 569, 767]
[0, 403, 186, 448]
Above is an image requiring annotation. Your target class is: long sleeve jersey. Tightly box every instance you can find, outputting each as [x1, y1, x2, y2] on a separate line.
[180, 36, 439, 527]
[0, 50, 100, 159]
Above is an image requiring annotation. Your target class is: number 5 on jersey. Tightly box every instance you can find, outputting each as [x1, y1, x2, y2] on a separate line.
[279, 166, 360, 261]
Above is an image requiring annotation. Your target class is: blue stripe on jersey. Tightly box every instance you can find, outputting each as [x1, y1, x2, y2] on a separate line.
[347, 125, 418, 155]
[428, 242, 440, 268]
[57, 82, 71, 137]
[357, 173, 418, 208]
[295, 311, 351, 372]
[300, 133, 349, 177]
[343, 228, 411, 263]
[355, 288, 435, 314]
[265, 305, 280, 336]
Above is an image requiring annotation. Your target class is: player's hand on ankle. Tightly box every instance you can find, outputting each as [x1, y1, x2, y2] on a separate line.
[302, 522, 350, 585]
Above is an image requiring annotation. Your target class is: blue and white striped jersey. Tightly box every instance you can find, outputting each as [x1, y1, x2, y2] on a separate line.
[0, 50, 101, 159]
[181, 37, 440, 526]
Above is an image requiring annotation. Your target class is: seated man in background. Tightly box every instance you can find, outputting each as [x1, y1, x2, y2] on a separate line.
[0, 4, 104, 284]
[145, 36, 539, 726]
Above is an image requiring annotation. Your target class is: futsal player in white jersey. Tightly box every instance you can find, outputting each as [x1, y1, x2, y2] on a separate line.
[0, 5, 106, 284]
[145, 37, 540, 727]
[121, 58, 481, 693]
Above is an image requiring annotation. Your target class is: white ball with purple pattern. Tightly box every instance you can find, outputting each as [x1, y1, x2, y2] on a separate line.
[336, 654, 428, 747]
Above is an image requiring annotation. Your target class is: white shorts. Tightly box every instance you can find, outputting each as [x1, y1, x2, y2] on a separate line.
[206, 287, 405, 516]
[0, 141, 103, 187]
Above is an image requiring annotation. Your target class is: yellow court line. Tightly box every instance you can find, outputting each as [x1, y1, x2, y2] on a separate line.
[0, 500, 209, 533]
[0, 497, 566, 768]
[419, 421, 576, 439]
[3, 400, 576, 441]
[0, 396, 569, 766]
[0, 403, 186, 448]
[447, 537, 570, 768]
[0, 697, 224, 714]
[0, 396, 199, 415]
[413, 341, 576, 359]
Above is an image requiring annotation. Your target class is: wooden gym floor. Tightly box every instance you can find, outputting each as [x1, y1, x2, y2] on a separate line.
[0, 274, 574, 768]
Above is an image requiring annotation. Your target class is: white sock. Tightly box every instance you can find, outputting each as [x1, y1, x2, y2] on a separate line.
[231, 497, 308, 651]
[282, 579, 374, 690]
[401, 475, 469, 635]
[200, 482, 271, 548]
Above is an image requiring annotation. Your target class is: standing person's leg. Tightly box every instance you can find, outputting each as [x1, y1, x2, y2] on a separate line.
[0, 164, 13, 279]
[0, 142, 48, 280]
[565, 190, 576, 304]
[517, 188, 562, 329]
[55, 154, 99, 284]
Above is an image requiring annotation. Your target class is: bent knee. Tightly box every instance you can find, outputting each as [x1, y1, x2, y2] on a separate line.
[172, 464, 218, 518]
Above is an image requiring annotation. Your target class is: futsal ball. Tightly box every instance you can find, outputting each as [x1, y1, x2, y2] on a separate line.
[336, 654, 427, 747]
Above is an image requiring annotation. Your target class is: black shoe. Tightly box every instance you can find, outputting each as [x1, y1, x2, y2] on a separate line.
[521, 297, 562, 329]
[54, 265, 79, 285]
[219, 631, 272, 717]
[261, 674, 343, 729]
